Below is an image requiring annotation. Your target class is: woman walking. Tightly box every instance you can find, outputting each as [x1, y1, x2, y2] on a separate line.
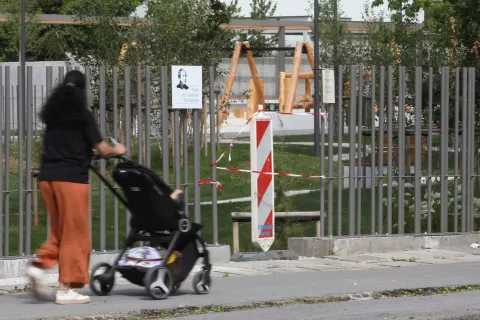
[26, 70, 127, 304]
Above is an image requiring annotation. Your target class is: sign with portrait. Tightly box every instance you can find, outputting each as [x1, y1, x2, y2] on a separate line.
[171, 66, 203, 109]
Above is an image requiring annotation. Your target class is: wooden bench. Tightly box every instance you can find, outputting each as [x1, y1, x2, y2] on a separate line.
[230, 211, 321, 254]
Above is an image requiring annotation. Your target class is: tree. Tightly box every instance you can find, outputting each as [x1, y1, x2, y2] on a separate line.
[0, 0, 143, 62]
[236, 0, 278, 57]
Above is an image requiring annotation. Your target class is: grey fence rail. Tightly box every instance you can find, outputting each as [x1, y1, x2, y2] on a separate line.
[320, 65, 477, 237]
[0, 63, 477, 258]
[0, 64, 219, 257]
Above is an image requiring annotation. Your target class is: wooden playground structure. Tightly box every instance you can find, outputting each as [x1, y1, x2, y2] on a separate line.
[220, 40, 317, 119]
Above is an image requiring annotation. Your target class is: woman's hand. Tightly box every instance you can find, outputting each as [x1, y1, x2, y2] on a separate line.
[170, 189, 183, 200]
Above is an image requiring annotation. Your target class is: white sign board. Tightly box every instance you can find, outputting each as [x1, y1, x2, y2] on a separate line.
[171, 66, 203, 109]
[322, 68, 335, 104]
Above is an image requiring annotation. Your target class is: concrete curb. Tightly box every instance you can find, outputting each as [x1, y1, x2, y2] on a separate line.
[0, 244, 230, 281]
[288, 233, 480, 257]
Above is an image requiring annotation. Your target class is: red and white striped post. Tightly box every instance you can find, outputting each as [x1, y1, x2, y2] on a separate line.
[250, 105, 275, 252]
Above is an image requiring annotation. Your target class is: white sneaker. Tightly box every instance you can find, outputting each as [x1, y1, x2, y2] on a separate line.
[27, 265, 49, 301]
[55, 289, 91, 305]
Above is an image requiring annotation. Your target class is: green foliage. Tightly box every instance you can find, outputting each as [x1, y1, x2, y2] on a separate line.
[0, 0, 142, 62]
[384, 180, 480, 233]
[372, 0, 433, 24]
[308, 0, 362, 67]
[235, 0, 279, 58]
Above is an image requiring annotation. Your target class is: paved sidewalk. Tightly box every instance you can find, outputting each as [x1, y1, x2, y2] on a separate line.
[1, 248, 480, 320]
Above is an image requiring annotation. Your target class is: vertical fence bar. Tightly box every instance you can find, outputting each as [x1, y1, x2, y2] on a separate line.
[46, 66, 53, 237]
[356, 65, 363, 235]
[466, 68, 471, 231]
[193, 109, 201, 224]
[466, 68, 472, 231]
[387, 66, 393, 235]
[328, 100, 334, 237]
[58, 67, 64, 84]
[0, 66, 3, 256]
[427, 67, 433, 233]
[145, 67, 151, 169]
[161, 67, 169, 183]
[209, 66, 218, 244]
[183, 112, 189, 217]
[440, 67, 448, 232]
[18, 65, 24, 256]
[320, 94, 325, 238]
[461, 67, 467, 232]
[26, 66, 33, 255]
[397, 66, 405, 234]
[327, 103, 333, 236]
[349, 66, 357, 235]
[33, 86, 36, 130]
[414, 66, 422, 234]
[4, 66, 10, 255]
[174, 109, 181, 189]
[124, 66, 132, 233]
[112, 67, 119, 251]
[337, 65, 343, 237]
[137, 66, 143, 165]
[468, 67, 475, 231]
[370, 66, 376, 235]
[454, 68, 459, 232]
[99, 67, 106, 252]
[378, 66, 385, 234]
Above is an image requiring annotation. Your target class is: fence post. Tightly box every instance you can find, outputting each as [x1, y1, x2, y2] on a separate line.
[209, 66, 218, 245]
[348, 65, 357, 236]
[0, 66, 3, 256]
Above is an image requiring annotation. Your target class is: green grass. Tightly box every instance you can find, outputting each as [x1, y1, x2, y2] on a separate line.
[0, 132, 473, 257]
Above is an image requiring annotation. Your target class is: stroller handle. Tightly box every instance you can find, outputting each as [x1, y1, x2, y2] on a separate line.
[92, 137, 131, 162]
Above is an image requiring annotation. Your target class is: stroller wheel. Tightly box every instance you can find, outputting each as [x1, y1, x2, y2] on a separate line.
[192, 271, 211, 294]
[144, 266, 173, 300]
[89, 263, 115, 296]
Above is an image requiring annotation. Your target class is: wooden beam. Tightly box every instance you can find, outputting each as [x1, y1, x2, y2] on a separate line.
[285, 72, 314, 80]
[305, 78, 312, 98]
[244, 41, 266, 109]
[284, 41, 303, 113]
[303, 42, 315, 70]
[220, 41, 242, 113]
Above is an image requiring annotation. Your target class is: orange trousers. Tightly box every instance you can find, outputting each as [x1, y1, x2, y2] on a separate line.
[34, 181, 91, 289]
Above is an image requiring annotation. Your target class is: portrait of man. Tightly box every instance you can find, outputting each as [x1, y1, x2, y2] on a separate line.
[176, 68, 189, 90]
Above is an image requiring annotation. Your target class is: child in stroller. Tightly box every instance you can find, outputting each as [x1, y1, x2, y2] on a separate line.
[88, 139, 212, 300]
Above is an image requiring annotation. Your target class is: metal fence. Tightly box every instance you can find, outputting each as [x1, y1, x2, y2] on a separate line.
[0, 64, 219, 257]
[0, 63, 477, 258]
[320, 65, 477, 237]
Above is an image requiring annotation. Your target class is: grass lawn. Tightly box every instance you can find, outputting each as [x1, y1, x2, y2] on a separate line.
[0, 132, 471, 257]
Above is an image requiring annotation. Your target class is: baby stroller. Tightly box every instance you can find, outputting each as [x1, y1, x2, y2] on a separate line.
[88, 139, 212, 300]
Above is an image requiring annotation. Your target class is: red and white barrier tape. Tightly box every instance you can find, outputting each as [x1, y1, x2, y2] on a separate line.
[216, 166, 325, 179]
[205, 111, 327, 189]
[212, 110, 326, 167]
[198, 180, 223, 192]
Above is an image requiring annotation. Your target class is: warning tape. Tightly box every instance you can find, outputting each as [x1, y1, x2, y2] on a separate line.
[198, 180, 223, 192]
[205, 111, 327, 189]
[216, 166, 325, 179]
[212, 110, 326, 167]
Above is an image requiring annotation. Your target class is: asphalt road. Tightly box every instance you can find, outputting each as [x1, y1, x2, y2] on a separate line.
[175, 291, 480, 320]
[2, 261, 480, 320]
